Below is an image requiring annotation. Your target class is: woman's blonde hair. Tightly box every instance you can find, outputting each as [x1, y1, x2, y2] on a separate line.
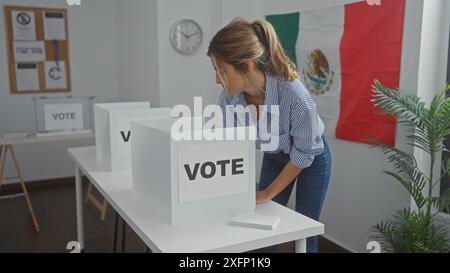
[208, 18, 298, 81]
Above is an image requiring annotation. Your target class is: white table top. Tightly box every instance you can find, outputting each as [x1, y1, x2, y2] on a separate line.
[68, 146, 324, 253]
[0, 132, 94, 145]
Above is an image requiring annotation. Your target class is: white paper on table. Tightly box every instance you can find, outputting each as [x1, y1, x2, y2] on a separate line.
[43, 11, 66, 40]
[44, 103, 84, 131]
[15, 63, 39, 91]
[44, 61, 67, 89]
[12, 10, 36, 40]
[13, 41, 46, 62]
[229, 213, 280, 230]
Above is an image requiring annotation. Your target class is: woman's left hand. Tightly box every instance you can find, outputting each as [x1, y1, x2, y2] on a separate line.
[256, 190, 271, 205]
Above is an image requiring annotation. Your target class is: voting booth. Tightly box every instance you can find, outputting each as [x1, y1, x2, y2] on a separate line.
[94, 102, 171, 172]
[130, 117, 256, 225]
[33, 96, 94, 136]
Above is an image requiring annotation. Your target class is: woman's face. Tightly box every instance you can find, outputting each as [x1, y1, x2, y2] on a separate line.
[211, 57, 247, 96]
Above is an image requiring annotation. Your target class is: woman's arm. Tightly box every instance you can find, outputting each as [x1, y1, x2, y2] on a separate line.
[256, 161, 303, 204]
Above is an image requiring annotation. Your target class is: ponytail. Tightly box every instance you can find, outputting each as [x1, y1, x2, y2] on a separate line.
[251, 19, 298, 81]
[208, 18, 298, 81]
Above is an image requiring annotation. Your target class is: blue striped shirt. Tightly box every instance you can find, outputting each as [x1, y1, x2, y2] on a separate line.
[218, 74, 325, 169]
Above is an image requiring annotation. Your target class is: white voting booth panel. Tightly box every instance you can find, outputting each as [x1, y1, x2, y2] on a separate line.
[131, 118, 256, 225]
[94, 102, 171, 172]
[94, 102, 150, 166]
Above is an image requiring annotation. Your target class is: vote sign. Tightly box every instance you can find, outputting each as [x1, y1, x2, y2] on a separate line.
[178, 143, 249, 203]
[44, 103, 83, 131]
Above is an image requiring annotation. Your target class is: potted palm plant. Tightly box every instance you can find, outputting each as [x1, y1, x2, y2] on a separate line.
[369, 80, 450, 253]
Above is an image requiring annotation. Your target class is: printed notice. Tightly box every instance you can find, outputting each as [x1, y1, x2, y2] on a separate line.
[45, 61, 67, 89]
[43, 12, 66, 40]
[13, 41, 46, 62]
[12, 10, 36, 40]
[15, 63, 39, 91]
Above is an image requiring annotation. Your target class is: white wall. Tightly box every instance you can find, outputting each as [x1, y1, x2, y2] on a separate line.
[220, 0, 261, 23]
[0, 0, 119, 181]
[156, 0, 220, 109]
[114, 0, 222, 108]
[115, 0, 160, 105]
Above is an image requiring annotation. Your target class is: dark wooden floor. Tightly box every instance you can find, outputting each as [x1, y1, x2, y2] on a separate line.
[0, 179, 349, 253]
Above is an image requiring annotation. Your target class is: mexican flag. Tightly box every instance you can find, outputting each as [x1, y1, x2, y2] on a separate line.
[267, 0, 405, 146]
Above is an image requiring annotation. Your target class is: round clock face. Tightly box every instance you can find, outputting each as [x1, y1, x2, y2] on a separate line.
[170, 19, 203, 55]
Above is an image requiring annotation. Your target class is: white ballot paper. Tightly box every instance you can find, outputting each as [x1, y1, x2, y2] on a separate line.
[43, 11, 66, 40]
[228, 212, 280, 230]
[45, 61, 67, 89]
[15, 63, 39, 91]
[13, 41, 46, 62]
[12, 10, 36, 40]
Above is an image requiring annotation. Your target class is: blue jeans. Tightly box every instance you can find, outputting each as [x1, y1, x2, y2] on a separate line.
[259, 136, 331, 253]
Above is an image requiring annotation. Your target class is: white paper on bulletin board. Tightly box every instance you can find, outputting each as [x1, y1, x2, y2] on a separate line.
[44, 103, 84, 131]
[13, 41, 46, 62]
[44, 61, 67, 89]
[15, 62, 39, 91]
[178, 142, 250, 204]
[11, 10, 36, 40]
[43, 11, 66, 40]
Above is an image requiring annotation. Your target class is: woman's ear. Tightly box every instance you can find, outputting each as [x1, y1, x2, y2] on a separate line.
[243, 60, 254, 74]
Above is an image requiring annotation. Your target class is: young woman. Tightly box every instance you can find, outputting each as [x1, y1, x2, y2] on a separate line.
[207, 19, 332, 253]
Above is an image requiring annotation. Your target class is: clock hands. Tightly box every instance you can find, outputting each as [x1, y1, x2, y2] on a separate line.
[186, 31, 200, 38]
[179, 30, 200, 39]
[179, 30, 189, 39]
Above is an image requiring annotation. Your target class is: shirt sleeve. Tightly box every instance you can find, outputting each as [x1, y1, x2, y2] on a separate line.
[289, 100, 324, 169]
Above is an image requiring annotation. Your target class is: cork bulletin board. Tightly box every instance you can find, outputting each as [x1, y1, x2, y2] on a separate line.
[3, 6, 71, 94]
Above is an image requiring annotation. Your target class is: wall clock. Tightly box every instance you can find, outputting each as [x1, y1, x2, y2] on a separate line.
[169, 19, 203, 55]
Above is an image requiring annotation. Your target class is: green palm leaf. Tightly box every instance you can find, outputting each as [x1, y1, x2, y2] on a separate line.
[384, 171, 426, 209]
[372, 142, 425, 176]
[428, 188, 450, 213]
[372, 80, 434, 154]
[372, 80, 430, 129]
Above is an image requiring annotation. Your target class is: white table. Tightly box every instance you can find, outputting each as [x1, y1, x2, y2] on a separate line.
[68, 146, 324, 253]
[0, 132, 94, 232]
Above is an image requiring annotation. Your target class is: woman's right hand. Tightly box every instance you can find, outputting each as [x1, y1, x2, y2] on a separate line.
[256, 190, 271, 204]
